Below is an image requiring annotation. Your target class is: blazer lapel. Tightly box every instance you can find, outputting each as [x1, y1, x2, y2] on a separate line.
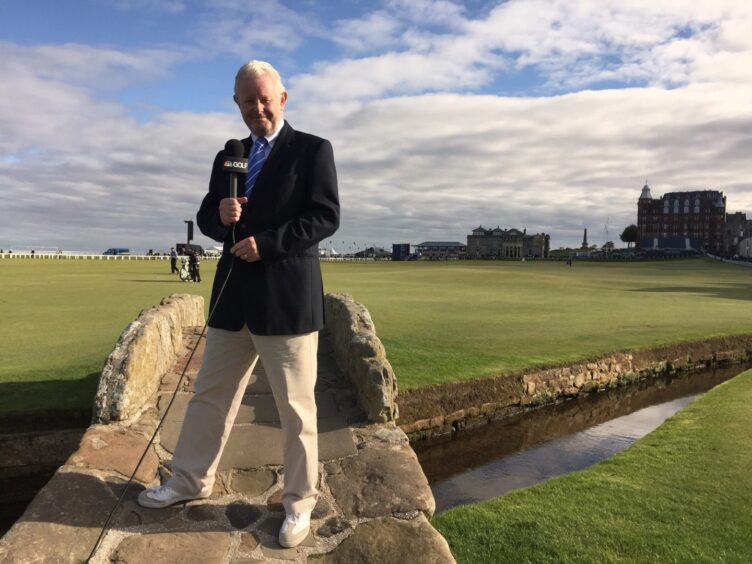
[257, 121, 294, 185]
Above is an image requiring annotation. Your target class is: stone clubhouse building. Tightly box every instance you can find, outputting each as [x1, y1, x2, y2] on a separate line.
[466, 226, 550, 259]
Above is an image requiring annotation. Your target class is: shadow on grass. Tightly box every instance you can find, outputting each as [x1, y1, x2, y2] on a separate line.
[631, 283, 752, 301]
[0, 372, 99, 430]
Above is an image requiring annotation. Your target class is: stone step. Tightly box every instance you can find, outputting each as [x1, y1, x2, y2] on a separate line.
[158, 416, 356, 466]
[157, 390, 339, 424]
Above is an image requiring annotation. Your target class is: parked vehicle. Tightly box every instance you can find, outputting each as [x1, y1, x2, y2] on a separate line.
[103, 248, 130, 255]
[176, 243, 204, 256]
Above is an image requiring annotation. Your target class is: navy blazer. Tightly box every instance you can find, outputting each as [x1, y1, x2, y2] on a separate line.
[197, 122, 340, 335]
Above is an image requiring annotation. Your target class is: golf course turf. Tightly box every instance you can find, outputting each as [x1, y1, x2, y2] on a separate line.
[1, 257, 750, 413]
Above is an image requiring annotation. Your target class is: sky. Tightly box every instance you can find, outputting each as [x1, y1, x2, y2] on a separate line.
[1, 0, 751, 253]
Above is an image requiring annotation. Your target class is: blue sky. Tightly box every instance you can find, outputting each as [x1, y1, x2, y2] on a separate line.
[1, 0, 751, 253]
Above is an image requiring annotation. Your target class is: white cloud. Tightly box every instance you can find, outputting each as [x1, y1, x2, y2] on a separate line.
[0, 41, 187, 93]
[386, 0, 466, 27]
[2, 0, 752, 253]
[290, 84, 752, 248]
[290, 0, 752, 103]
[332, 11, 404, 54]
[194, 0, 319, 57]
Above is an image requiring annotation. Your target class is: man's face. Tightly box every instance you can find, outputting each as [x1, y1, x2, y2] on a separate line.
[234, 73, 287, 138]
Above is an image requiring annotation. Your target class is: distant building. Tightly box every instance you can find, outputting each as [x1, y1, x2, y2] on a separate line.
[415, 241, 466, 260]
[722, 212, 750, 257]
[354, 246, 391, 259]
[637, 184, 726, 254]
[466, 226, 550, 259]
[738, 237, 752, 259]
[392, 243, 411, 261]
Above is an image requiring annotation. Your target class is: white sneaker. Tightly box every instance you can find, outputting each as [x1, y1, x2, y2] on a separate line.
[279, 512, 311, 548]
[137, 484, 204, 509]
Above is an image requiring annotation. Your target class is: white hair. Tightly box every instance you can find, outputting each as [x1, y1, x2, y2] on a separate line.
[234, 60, 285, 95]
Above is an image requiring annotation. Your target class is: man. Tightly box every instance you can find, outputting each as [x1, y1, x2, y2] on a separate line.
[188, 250, 201, 283]
[137, 61, 340, 549]
[170, 248, 178, 274]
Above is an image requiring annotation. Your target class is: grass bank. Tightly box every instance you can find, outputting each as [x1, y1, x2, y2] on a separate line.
[432, 368, 752, 562]
[2, 258, 751, 413]
[0, 259, 216, 413]
[323, 259, 752, 389]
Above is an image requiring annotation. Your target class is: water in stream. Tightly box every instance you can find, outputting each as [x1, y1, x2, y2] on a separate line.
[414, 365, 748, 514]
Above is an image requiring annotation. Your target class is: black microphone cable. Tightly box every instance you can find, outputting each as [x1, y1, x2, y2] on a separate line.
[85, 243, 237, 562]
[86, 172, 246, 562]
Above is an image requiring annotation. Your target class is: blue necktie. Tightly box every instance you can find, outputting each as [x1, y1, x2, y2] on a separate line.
[244, 137, 268, 197]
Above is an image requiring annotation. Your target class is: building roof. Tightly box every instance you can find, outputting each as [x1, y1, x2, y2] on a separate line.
[639, 183, 653, 200]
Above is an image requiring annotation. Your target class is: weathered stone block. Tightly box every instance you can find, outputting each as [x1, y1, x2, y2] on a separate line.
[94, 293, 204, 423]
[112, 531, 232, 563]
[348, 333, 385, 360]
[232, 468, 276, 496]
[310, 515, 455, 563]
[324, 293, 399, 423]
[66, 427, 158, 483]
[239, 532, 260, 553]
[0, 470, 117, 563]
[328, 446, 435, 519]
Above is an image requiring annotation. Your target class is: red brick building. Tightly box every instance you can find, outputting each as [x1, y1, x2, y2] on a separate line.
[637, 184, 726, 253]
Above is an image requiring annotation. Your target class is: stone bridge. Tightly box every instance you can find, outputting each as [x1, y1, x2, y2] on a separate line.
[0, 293, 455, 563]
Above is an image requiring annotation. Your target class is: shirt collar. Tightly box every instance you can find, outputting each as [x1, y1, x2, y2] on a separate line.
[251, 119, 285, 147]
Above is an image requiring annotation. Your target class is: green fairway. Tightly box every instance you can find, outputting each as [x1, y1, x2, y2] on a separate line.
[0, 259, 216, 414]
[1, 258, 751, 413]
[432, 368, 752, 562]
[322, 259, 752, 389]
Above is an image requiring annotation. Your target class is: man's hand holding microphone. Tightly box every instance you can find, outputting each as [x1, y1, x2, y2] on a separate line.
[222, 139, 261, 262]
[220, 196, 260, 262]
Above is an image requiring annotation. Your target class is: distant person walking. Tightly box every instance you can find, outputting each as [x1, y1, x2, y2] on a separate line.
[170, 248, 178, 274]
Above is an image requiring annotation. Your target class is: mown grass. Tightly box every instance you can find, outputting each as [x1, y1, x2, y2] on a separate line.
[432, 368, 752, 563]
[0, 259, 215, 413]
[1, 258, 751, 413]
[322, 259, 752, 389]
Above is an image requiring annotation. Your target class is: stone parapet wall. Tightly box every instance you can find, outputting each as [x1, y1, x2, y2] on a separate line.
[400, 334, 752, 440]
[324, 293, 399, 423]
[93, 293, 204, 424]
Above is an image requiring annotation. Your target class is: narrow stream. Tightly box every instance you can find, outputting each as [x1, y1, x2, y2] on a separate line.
[414, 365, 749, 514]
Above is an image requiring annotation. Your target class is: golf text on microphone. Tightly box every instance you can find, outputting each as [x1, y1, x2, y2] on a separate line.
[222, 158, 248, 172]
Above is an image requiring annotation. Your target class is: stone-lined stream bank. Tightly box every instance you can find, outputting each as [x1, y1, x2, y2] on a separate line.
[397, 335, 752, 442]
[414, 363, 750, 512]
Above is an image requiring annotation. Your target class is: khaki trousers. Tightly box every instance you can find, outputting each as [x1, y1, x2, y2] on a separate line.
[167, 326, 319, 514]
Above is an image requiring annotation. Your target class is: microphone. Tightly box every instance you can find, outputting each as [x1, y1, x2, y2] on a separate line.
[222, 139, 247, 198]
